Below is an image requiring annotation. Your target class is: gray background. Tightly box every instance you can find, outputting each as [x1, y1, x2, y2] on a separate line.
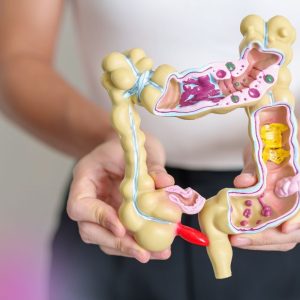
[0, 4, 86, 299]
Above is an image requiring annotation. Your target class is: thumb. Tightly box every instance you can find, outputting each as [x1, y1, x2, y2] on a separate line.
[145, 134, 174, 188]
[148, 164, 175, 189]
[234, 144, 257, 188]
[281, 215, 300, 234]
[234, 163, 257, 188]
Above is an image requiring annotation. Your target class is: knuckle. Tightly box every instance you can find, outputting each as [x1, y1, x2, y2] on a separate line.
[78, 224, 91, 244]
[94, 205, 106, 226]
[114, 237, 123, 252]
[95, 205, 114, 229]
[261, 238, 271, 246]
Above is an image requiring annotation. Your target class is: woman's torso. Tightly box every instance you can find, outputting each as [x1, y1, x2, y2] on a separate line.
[71, 0, 300, 169]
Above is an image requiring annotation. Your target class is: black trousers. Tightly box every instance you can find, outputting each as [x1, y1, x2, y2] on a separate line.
[49, 168, 300, 300]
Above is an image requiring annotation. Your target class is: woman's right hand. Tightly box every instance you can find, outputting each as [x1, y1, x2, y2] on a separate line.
[67, 135, 175, 263]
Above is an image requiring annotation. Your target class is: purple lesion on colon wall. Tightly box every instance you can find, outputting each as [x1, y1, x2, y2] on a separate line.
[179, 75, 224, 107]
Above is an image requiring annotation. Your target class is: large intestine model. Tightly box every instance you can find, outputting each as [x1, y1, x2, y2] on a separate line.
[101, 15, 300, 279]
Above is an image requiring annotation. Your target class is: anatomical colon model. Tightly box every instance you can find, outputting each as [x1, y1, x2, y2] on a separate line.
[101, 15, 300, 279]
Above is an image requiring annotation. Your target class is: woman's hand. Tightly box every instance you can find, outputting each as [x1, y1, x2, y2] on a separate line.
[231, 144, 300, 251]
[67, 134, 174, 263]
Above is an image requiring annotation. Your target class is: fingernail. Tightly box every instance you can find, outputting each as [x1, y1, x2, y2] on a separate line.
[232, 237, 251, 246]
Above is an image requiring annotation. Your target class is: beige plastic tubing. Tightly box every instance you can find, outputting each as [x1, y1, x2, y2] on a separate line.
[101, 15, 300, 279]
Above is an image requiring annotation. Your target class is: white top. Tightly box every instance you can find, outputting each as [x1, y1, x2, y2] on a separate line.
[71, 0, 300, 170]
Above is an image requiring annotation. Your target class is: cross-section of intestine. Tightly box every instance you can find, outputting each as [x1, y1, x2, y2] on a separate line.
[228, 105, 298, 233]
[154, 46, 283, 117]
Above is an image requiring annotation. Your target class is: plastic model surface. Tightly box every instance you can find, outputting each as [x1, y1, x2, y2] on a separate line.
[101, 15, 299, 279]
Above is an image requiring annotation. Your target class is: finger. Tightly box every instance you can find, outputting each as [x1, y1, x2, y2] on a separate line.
[230, 228, 300, 247]
[100, 246, 132, 258]
[233, 243, 296, 251]
[102, 246, 149, 264]
[68, 178, 125, 237]
[67, 176, 125, 237]
[150, 248, 172, 260]
[234, 144, 257, 188]
[101, 246, 150, 263]
[79, 222, 150, 263]
[149, 165, 175, 189]
[281, 204, 300, 234]
[145, 134, 174, 188]
[233, 172, 257, 188]
[101, 247, 171, 261]
[68, 195, 125, 237]
[281, 219, 300, 234]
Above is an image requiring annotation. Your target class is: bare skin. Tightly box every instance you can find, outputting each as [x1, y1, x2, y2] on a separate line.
[0, 0, 112, 157]
[1, 0, 299, 260]
[233, 145, 300, 251]
[0, 0, 170, 261]
[67, 134, 174, 262]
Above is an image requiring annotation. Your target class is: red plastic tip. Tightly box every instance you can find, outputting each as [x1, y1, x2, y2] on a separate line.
[176, 223, 209, 247]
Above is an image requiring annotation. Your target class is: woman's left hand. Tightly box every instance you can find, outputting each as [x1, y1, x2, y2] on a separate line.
[230, 144, 300, 251]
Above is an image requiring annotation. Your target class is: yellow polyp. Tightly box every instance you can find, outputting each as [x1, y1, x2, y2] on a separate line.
[262, 148, 290, 164]
[261, 123, 288, 147]
[260, 123, 290, 164]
